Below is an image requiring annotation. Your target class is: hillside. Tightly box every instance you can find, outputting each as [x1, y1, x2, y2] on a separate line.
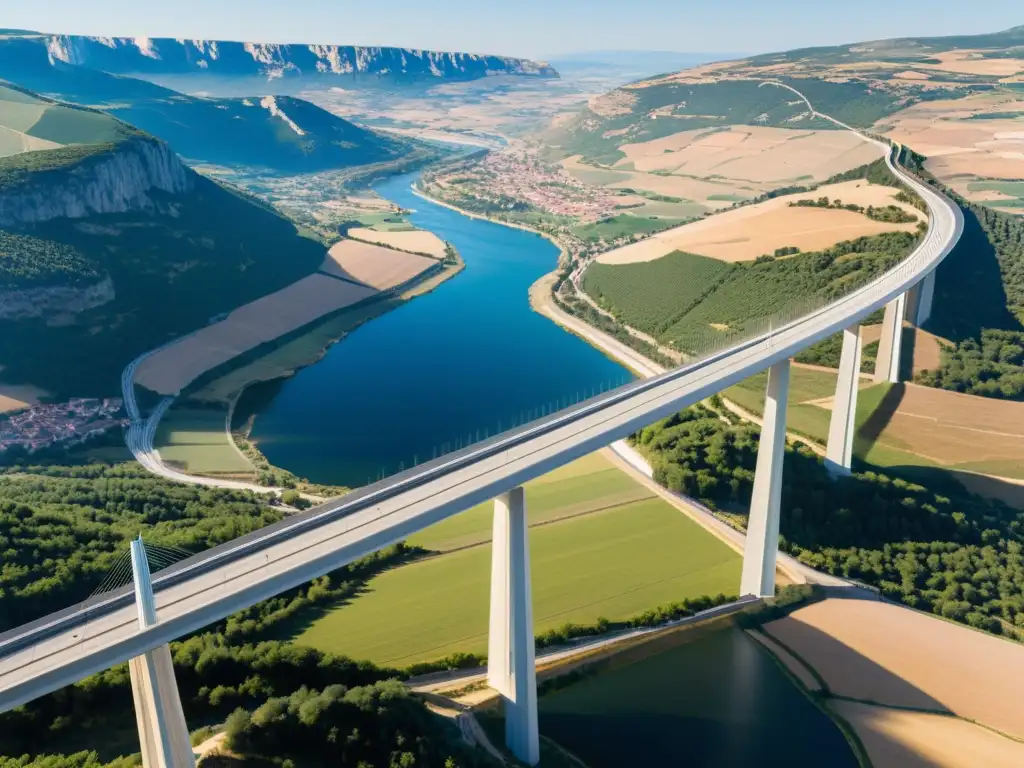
[3, 31, 557, 83]
[0, 108, 328, 397]
[553, 23, 1023, 157]
[0, 43, 409, 173]
[544, 25, 1024, 214]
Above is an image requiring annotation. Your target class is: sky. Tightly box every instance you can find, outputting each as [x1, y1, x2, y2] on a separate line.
[4, 1, 1022, 60]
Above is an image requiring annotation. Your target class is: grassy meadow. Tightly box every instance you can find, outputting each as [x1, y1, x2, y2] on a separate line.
[153, 405, 254, 477]
[289, 453, 741, 665]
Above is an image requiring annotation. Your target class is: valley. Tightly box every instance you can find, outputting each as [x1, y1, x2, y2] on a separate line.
[2, 14, 1024, 768]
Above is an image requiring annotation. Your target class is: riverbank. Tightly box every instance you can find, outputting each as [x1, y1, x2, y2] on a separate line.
[249, 170, 630, 486]
[411, 183, 570, 265]
[145, 245, 466, 490]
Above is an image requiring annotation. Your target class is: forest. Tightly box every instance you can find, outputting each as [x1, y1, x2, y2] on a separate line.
[915, 329, 1024, 400]
[0, 463, 484, 766]
[221, 681, 483, 767]
[0, 231, 101, 289]
[914, 182, 1024, 399]
[634, 404, 1024, 638]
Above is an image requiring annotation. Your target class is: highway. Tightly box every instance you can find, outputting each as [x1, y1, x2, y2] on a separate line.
[0, 114, 963, 713]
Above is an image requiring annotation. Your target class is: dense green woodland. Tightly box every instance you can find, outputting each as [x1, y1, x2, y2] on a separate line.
[222, 681, 485, 767]
[0, 231, 100, 289]
[916, 329, 1024, 399]
[913, 172, 1024, 399]
[635, 405, 1024, 638]
[0, 464, 281, 632]
[0, 166, 327, 397]
[0, 465, 483, 766]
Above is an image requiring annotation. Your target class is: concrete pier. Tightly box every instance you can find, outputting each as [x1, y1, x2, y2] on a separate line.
[874, 294, 907, 383]
[824, 325, 862, 476]
[128, 537, 195, 768]
[740, 359, 790, 598]
[487, 488, 540, 765]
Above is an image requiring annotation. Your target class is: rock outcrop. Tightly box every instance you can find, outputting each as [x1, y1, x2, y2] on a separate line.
[0, 276, 115, 320]
[0, 138, 192, 226]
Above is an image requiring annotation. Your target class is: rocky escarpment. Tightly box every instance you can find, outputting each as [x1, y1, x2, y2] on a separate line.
[41, 35, 558, 81]
[0, 276, 114, 320]
[0, 137, 193, 226]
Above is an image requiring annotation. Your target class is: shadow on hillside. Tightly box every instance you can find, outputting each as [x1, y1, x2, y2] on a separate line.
[854, 382, 906, 453]
[927, 205, 1023, 341]
[760, 597, 949, 714]
[899, 326, 917, 381]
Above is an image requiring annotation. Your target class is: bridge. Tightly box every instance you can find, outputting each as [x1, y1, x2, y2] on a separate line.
[0, 138, 962, 764]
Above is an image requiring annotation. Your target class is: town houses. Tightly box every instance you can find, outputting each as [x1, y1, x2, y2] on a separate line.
[0, 398, 126, 454]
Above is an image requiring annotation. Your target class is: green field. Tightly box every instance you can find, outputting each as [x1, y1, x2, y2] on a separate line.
[725, 367, 908, 463]
[290, 454, 741, 665]
[572, 213, 684, 243]
[153, 405, 255, 477]
[968, 179, 1024, 209]
[725, 366, 849, 445]
[584, 231, 917, 354]
[583, 251, 734, 336]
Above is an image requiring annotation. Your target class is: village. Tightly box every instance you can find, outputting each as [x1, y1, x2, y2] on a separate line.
[429, 144, 622, 221]
[0, 398, 126, 455]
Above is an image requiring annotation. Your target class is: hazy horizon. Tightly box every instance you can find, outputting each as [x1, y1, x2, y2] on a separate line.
[5, 1, 1022, 60]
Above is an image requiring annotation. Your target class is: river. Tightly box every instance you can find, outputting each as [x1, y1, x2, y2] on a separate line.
[247, 172, 632, 487]
[539, 625, 858, 767]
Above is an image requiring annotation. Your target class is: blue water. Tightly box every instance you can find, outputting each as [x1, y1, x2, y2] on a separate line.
[249, 172, 631, 486]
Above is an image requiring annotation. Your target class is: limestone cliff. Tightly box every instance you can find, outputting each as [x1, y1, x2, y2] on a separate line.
[0, 138, 193, 226]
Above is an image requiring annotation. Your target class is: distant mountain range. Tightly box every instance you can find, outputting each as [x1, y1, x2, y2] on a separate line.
[7, 31, 558, 83]
[0, 36, 415, 173]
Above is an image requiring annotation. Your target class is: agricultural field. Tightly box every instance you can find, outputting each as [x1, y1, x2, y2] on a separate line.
[876, 89, 1024, 210]
[135, 274, 377, 395]
[558, 126, 884, 212]
[831, 700, 1024, 768]
[322, 239, 439, 290]
[0, 378, 45, 414]
[0, 83, 133, 152]
[583, 251, 734, 337]
[595, 180, 920, 266]
[723, 365, 871, 445]
[572, 212, 692, 243]
[762, 598, 1024, 742]
[853, 382, 1024, 480]
[585, 228, 917, 354]
[346, 227, 447, 258]
[191, 297, 403, 405]
[289, 453, 741, 665]
[153, 405, 254, 478]
[539, 625, 857, 768]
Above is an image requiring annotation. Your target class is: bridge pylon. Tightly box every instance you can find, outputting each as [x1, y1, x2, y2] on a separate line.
[874, 294, 907, 383]
[741, 359, 790, 598]
[825, 324, 862, 476]
[128, 536, 196, 768]
[487, 487, 540, 765]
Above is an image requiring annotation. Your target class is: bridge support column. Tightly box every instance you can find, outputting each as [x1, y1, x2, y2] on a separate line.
[487, 487, 540, 766]
[824, 325, 862, 476]
[740, 359, 790, 598]
[909, 271, 936, 327]
[128, 537, 195, 768]
[874, 293, 906, 383]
